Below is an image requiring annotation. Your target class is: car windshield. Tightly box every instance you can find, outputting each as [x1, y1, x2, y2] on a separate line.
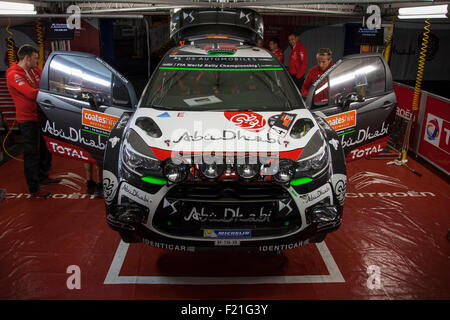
[140, 56, 304, 111]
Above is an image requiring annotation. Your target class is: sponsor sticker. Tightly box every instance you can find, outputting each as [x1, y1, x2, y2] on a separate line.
[300, 184, 332, 204]
[346, 137, 388, 161]
[204, 229, 251, 238]
[183, 95, 222, 107]
[119, 182, 152, 207]
[325, 110, 356, 132]
[157, 112, 170, 118]
[82, 108, 119, 135]
[109, 136, 120, 148]
[329, 138, 339, 150]
[423, 113, 448, 152]
[224, 111, 267, 132]
[103, 170, 119, 204]
[269, 113, 297, 137]
[44, 137, 95, 163]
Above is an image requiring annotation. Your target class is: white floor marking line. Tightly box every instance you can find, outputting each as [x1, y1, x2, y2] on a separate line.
[104, 240, 345, 285]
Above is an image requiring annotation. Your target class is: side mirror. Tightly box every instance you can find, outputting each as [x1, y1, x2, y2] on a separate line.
[339, 92, 365, 109]
[79, 92, 100, 110]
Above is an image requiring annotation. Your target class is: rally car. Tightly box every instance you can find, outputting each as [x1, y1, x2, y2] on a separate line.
[37, 8, 396, 252]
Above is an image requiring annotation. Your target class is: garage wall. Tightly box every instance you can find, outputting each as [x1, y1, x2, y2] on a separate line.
[297, 24, 346, 73]
[390, 21, 450, 81]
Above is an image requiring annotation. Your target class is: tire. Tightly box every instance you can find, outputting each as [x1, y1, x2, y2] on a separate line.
[119, 232, 141, 243]
[310, 233, 327, 243]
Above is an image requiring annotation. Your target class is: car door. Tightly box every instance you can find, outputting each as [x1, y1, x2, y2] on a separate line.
[305, 53, 396, 161]
[37, 51, 137, 164]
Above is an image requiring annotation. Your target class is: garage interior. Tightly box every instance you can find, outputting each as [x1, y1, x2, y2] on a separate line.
[0, 0, 449, 300]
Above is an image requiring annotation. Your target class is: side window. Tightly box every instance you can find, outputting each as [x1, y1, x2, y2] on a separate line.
[312, 78, 329, 107]
[328, 57, 385, 103]
[48, 55, 112, 107]
[112, 75, 131, 108]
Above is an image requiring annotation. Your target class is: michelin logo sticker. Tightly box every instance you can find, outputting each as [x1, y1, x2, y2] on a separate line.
[204, 229, 251, 238]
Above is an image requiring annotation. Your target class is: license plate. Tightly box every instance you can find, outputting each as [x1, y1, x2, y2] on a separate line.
[214, 239, 240, 246]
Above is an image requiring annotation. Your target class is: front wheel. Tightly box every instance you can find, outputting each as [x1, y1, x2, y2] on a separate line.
[119, 232, 141, 243]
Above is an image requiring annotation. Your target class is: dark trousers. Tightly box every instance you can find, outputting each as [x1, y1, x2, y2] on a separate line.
[18, 121, 52, 193]
[291, 74, 305, 91]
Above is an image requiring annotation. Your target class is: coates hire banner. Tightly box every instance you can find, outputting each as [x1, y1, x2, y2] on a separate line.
[419, 95, 450, 174]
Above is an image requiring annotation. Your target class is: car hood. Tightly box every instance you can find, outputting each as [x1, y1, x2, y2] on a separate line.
[127, 108, 321, 161]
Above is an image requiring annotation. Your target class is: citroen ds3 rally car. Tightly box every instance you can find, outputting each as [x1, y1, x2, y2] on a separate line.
[37, 8, 396, 252]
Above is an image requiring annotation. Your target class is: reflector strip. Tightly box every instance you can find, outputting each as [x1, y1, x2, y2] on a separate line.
[141, 176, 167, 185]
[207, 50, 236, 55]
[206, 35, 229, 38]
[290, 177, 313, 186]
[159, 67, 283, 72]
[150, 147, 303, 161]
[337, 130, 356, 137]
[81, 128, 109, 137]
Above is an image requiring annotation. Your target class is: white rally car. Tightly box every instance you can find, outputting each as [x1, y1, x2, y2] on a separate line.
[37, 8, 396, 252]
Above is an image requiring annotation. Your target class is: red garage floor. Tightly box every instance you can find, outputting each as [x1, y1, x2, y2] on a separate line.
[0, 154, 449, 300]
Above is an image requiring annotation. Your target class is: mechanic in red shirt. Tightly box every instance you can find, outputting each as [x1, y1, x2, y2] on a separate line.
[6, 44, 59, 198]
[301, 48, 334, 102]
[269, 38, 283, 64]
[288, 32, 307, 90]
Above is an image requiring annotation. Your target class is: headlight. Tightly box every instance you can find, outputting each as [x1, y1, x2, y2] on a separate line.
[163, 161, 189, 183]
[296, 145, 329, 177]
[199, 163, 225, 179]
[122, 132, 161, 176]
[273, 159, 295, 183]
[311, 147, 328, 169]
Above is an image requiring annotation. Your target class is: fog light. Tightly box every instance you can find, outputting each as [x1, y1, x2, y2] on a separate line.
[163, 162, 189, 183]
[199, 163, 225, 179]
[274, 159, 295, 183]
[115, 204, 145, 225]
[237, 164, 259, 180]
[309, 205, 338, 224]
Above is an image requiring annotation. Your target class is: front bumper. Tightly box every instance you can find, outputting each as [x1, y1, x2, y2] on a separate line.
[106, 174, 343, 252]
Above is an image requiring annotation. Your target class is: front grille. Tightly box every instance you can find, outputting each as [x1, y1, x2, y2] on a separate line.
[153, 181, 301, 238]
[167, 181, 290, 201]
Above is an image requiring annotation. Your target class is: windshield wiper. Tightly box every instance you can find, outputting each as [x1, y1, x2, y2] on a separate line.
[142, 104, 178, 110]
[203, 108, 255, 112]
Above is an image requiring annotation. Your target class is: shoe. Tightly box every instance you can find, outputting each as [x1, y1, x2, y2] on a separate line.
[94, 182, 103, 198]
[86, 180, 96, 195]
[40, 178, 61, 186]
[31, 189, 51, 198]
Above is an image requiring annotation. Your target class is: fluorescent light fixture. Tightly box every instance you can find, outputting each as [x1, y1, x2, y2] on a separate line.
[0, 1, 36, 15]
[398, 4, 448, 19]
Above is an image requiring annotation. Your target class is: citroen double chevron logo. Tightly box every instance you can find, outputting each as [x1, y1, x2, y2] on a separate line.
[240, 11, 251, 24]
[183, 11, 194, 23]
[164, 199, 179, 215]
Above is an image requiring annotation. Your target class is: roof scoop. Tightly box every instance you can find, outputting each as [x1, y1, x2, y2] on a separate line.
[205, 43, 237, 55]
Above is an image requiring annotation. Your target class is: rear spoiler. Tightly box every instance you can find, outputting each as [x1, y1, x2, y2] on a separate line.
[170, 8, 263, 45]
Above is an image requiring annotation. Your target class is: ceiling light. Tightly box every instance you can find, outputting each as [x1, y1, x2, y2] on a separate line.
[0, 1, 36, 15]
[398, 4, 448, 19]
